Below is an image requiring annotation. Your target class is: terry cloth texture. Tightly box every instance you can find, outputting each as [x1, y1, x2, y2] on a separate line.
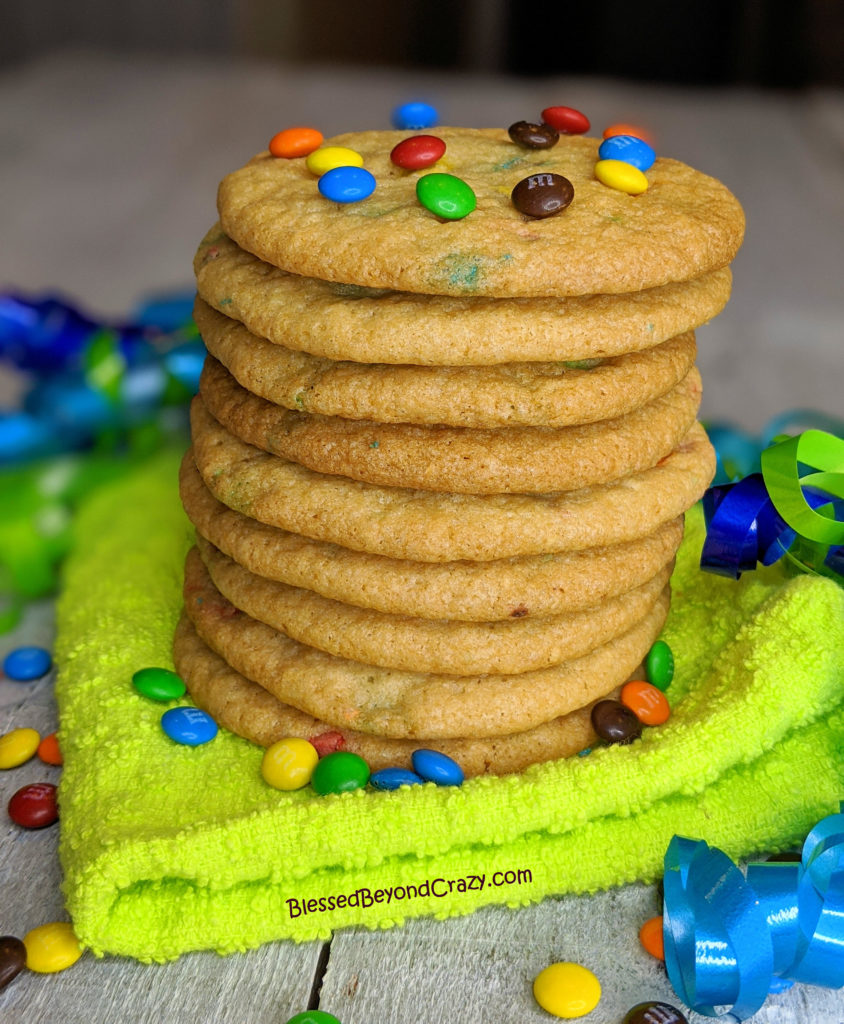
[54, 450, 844, 962]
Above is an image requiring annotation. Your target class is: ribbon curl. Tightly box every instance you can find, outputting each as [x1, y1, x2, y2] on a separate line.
[663, 805, 844, 1021]
[700, 429, 844, 584]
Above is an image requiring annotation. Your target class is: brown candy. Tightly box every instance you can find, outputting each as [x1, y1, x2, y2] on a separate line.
[507, 120, 559, 149]
[511, 173, 574, 218]
[590, 699, 643, 745]
[623, 1002, 688, 1024]
[0, 935, 27, 991]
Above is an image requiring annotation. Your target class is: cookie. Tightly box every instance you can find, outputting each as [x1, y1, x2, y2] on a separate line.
[189, 397, 715, 562]
[193, 298, 699, 428]
[195, 226, 730, 365]
[173, 615, 602, 776]
[199, 355, 702, 495]
[180, 454, 684, 621]
[196, 534, 672, 675]
[216, 129, 744, 297]
[183, 547, 669, 739]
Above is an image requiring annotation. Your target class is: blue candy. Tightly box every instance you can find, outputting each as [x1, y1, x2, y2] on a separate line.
[161, 706, 218, 746]
[392, 101, 438, 131]
[411, 748, 464, 786]
[318, 166, 377, 204]
[598, 134, 656, 171]
[370, 767, 425, 790]
[3, 645, 52, 681]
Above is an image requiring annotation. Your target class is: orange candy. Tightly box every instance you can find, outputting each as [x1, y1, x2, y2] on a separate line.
[37, 731, 63, 766]
[268, 126, 323, 159]
[639, 915, 665, 960]
[620, 681, 671, 726]
[602, 122, 654, 145]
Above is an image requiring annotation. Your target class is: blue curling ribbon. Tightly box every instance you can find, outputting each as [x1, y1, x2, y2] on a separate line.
[663, 806, 844, 1020]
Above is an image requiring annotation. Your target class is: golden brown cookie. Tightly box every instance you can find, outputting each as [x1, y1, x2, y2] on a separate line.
[193, 297, 699, 428]
[199, 355, 702, 495]
[180, 454, 684, 621]
[183, 546, 669, 739]
[195, 226, 730, 364]
[173, 615, 602, 776]
[196, 534, 672, 675]
[189, 397, 715, 561]
[216, 129, 744, 297]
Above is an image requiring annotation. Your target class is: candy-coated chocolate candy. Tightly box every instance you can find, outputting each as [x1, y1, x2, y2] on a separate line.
[370, 767, 425, 790]
[541, 105, 590, 134]
[590, 699, 643, 745]
[22, 921, 83, 973]
[594, 159, 649, 195]
[269, 126, 323, 159]
[511, 173, 574, 218]
[391, 101, 438, 130]
[533, 961, 601, 1018]
[621, 681, 671, 726]
[0, 935, 27, 991]
[638, 915, 665, 960]
[390, 134, 446, 170]
[133, 666, 187, 702]
[598, 134, 656, 171]
[8, 782, 58, 828]
[305, 146, 364, 176]
[508, 120, 559, 149]
[285, 1012, 342, 1024]
[3, 645, 52, 681]
[411, 748, 464, 786]
[623, 1001, 688, 1024]
[0, 727, 40, 769]
[318, 166, 377, 204]
[262, 737, 319, 791]
[603, 122, 654, 144]
[311, 751, 370, 795]
[309, 730, 345, 756]
[160, 706, 218, 746]
[37, 731, 62, 765]
[416, 173, 476, 220]
[645, 640, 674, 690]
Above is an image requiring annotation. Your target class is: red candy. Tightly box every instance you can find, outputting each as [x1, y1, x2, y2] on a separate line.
[8, 782, 58, 828]
[390, 134, 446, 170]
[309, 730, 346, 756]
[541, 106, 590, 135]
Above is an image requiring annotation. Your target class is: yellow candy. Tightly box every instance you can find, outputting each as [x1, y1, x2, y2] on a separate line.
[594, 158, 649, 195]
[0, 727, 40, 769]
[533, 961, 601, 1019]
[23, 921, 83, 973]
[262, 737, 319, 791]
[306, 146, 364, 176]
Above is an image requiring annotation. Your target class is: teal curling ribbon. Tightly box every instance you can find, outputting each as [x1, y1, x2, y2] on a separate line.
[663, 806, 844, 1021]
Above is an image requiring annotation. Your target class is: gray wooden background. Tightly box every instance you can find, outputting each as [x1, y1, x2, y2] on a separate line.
[1, 51, 843, 1024]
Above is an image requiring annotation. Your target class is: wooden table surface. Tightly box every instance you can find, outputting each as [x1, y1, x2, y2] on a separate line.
[1, 53, 843, 1023]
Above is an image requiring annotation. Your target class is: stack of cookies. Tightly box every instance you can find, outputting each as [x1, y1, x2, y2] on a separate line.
[174, 127, 744, 777]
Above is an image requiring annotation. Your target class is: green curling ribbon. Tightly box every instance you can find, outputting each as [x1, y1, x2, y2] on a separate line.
[760, 430, 844, 546]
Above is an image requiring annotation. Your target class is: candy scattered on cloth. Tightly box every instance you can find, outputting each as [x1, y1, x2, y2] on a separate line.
[53, 453, 844, 960]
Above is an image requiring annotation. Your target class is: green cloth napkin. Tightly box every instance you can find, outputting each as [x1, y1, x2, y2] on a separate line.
[54, 451, 844, 961]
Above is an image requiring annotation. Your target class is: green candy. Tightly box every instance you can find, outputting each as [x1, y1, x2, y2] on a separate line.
[416, 172, 476, 220]
[132, 666, 186, 702]
[285, 1012, 342, 1024]
[310, 751, 370, 795]
[645, 640, 674, 691]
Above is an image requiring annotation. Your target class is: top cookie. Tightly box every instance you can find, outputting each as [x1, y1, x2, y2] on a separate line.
[217, 128, 745, 298]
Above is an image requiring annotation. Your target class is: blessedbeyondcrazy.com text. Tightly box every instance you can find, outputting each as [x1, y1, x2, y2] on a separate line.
[285, 868, 533, 918]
